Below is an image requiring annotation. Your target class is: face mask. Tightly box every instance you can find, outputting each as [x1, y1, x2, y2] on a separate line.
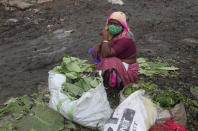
[108, 25, 123, 35]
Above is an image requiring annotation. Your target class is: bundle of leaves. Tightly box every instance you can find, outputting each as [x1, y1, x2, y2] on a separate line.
[137, 58, 179, 77]
[61, 76, 101, 100]
[123, 81, 184, 109]
[52, 55, 102, 101]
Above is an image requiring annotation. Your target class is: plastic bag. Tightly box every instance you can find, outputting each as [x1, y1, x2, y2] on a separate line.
[48, 71, 112, 129]
[155, 105, 171, 123]
[103, 90, 157, 131]
[170, 103, 187, 128]
[155, 103, 186, 127]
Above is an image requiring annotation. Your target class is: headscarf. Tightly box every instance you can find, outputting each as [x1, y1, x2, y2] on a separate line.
[105, 11, 134, 41]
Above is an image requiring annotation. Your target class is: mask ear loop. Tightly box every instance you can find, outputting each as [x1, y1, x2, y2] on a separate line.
[105, 13, 113, 40]
[105, 23, 113, 40]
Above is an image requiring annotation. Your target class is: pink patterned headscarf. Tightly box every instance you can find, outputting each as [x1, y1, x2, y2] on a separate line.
[105, 11, 131, 40]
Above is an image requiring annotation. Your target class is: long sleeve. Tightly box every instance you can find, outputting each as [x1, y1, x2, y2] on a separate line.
[101, 42, 116, 58]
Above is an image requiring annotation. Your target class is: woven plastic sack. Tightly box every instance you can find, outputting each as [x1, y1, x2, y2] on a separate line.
[103, 90, 157, 131]
[48, 71, 112, 129]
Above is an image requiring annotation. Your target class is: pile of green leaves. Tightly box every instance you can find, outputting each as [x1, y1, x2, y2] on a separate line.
[0, 90, 95, 131]
[53, 55, 95, 79]
[123, 81, 158, 97]
[123, 81, 185, 109]
[152, 89, 184, 109]
[61, 76, 101, 101]
[0, 96, 32, 121]
[0, 93, 64, 131]
[52, 55, 102, 101]
[137, 58, 179, 77]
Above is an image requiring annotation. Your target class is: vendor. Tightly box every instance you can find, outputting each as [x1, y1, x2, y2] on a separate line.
[90, 11, 139, 90]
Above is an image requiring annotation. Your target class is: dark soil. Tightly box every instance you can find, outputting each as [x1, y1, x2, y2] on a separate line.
[0, 0, 197, 130]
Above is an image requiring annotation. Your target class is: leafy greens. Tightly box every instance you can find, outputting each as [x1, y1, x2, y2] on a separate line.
[52, 55, 102, 101]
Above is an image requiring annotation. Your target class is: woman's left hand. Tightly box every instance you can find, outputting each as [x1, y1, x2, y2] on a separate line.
[100, 29, 110, 41]
[92, 44, 101, 58]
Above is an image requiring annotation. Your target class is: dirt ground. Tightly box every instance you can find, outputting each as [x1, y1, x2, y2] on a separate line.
[0, 0, 198, 130]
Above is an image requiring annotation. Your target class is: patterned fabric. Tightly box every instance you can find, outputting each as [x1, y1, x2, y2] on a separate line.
[96, 57, 139, 86]
[103, 69, 123, 90]
[165, 120, 187, 131]
[149, 123, 169, 131]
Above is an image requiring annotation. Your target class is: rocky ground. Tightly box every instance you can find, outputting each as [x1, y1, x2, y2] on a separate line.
[0, 0, 197, 130]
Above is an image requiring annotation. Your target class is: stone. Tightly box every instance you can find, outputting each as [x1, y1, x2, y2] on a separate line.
[33, 9, 40, 13]
[4, 18, 19, 25]
[144, 34, 162, 44]
[182, 38, 198, 44]
[181, 38, 198, 48]
[107, 0, 124, 5]
[9, 0, 33, 10]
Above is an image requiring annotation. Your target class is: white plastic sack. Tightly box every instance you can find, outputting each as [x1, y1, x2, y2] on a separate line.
[103, 90, 157, 131]
[48, 71, 112, 129]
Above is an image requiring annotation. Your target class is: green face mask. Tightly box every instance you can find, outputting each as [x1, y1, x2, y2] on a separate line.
[108, 25, 123, 35]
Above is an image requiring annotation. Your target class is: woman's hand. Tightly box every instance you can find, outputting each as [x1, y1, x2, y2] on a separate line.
[92, 44, 101, 58]
[100, 29, 110, 41]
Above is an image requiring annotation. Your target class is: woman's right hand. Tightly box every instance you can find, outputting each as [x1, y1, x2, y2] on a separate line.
[92, 44, 101, 58]
[100, 29, 110, 41]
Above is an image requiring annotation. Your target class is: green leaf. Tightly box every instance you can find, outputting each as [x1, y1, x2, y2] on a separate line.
[64, 30, 74, 33]
[65, 72, 78, 79]
[3, 97, 17, 105]
[137, 58, 147, 63]
[81, 77, 92, 92]
[190, 87, 198, 100]
[29, 129, 37, 131]
[138, 57, 179, 77]
[0, 120, 15, 131]
[62, 57, 72, 65]
[158, 66, 179, 71]
[20, 95, 33, 109]
[154, 69, 169, 75]
[80, 64, 92, 72]
[15, 105, 64, 131]
[52, 66, 62, 74]
[0, 98, 29, 117]
[90, 78, 100, 87]
[192, 100, 198, 107]
[62, 82, 84, 97]
[64, 121, 77, 130]
[67, 62, 81, 72]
